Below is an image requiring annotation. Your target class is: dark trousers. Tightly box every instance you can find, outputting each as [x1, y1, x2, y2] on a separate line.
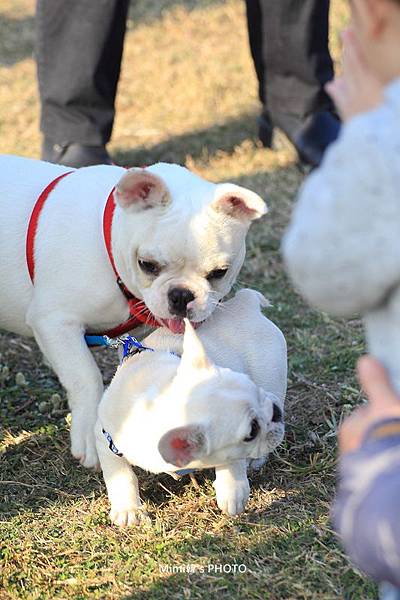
[36, 0, 129, 146]
[245, 0, 334, 124]
[37, 0, 334, 146]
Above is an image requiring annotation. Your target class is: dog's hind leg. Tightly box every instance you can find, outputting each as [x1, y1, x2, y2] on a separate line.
[27, 310, 103, 469]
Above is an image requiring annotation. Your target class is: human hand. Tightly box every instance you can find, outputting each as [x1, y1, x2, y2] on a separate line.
[338, 356, 400, 455]
[325, 28, 384, 122]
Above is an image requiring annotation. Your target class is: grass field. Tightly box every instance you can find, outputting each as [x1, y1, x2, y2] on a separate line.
[0, 1, 377, 598]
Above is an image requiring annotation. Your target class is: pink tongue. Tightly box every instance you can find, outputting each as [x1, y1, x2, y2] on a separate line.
[161, 319, 202, 333]
[164, 319, 185, 334]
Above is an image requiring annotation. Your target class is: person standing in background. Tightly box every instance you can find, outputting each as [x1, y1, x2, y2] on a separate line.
[245, 0, 340, 166]
[36, 0, 128, 167]
[37, 0, 339, 169]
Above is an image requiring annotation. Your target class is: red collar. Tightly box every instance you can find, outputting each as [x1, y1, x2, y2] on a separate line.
[102, 189, 160, 334]
[26, 170, 160, 337]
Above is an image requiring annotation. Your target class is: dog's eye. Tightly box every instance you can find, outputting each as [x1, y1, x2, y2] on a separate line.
[244, 418, 260, 442]
[138, 259, 160, 276]
[206, 268, 228, 281]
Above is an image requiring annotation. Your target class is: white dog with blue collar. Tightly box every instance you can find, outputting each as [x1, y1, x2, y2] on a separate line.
[95, 288, 287, 526]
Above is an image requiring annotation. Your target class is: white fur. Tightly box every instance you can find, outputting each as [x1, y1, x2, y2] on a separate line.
[96, 289, 287, 525]
[0, 155, 266, 467]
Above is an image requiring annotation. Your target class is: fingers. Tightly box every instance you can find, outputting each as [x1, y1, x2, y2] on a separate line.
[338, 406, 369, 454]
[325, 77, 347, 107]
[357, 356, 400, 409]
[338, 357, 400, 457]
[342, 30, 376, 103]
[342, 29, 365, 75]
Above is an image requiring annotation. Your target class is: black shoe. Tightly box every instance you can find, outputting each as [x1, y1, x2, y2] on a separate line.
[258, 110, 340, 168]
[41, 140, 113, 168]
[257, 111, 274, 148]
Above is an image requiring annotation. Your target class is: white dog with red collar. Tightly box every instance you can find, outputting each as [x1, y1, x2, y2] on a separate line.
[0, 155, 266, 468]
[96, 289, 287, 526]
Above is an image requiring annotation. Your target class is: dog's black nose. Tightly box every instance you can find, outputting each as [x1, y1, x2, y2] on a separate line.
[272, 403, 283, 423]
[168, 287, 195, 317]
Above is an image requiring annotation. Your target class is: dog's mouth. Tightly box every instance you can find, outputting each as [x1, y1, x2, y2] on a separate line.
[158, 318, 203, 334]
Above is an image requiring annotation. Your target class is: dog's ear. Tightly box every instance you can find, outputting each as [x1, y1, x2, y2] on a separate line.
[212, 184, 267, 222]
[177, 319, 212, 373]
[158, 425, 207, 467]
[114, 168, 170, 211]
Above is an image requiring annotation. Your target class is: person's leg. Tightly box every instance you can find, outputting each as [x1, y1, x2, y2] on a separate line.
[36, 0, 129, 166]
[245, 0, 266, 106]
[260, 0, 334, 124]
[245, 0, 339, 166]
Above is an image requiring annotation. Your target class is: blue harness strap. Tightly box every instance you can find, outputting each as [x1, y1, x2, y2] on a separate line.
[85, 334, 153, 362]
[102, 428, 123, 457]
[84, 335, 109, 347]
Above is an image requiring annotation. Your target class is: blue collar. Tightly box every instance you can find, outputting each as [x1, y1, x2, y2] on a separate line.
[102, 428, 123, 457]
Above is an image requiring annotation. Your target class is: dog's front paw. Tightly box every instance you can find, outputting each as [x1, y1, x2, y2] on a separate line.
[70, 413, 99, 469]
[213, 478, 250, 516]
[110, 504, 151, 528]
